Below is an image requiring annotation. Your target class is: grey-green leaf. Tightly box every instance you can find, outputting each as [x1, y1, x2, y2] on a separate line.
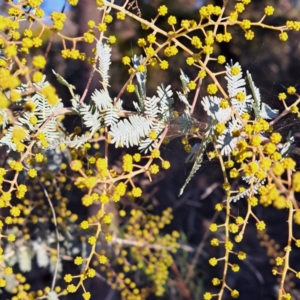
[52, 70, 75, 90]
[33, 240, 49, 268]
[260, 102, 279, 119]
[17, 247, 32, 272]
[47, 291, 59, 300]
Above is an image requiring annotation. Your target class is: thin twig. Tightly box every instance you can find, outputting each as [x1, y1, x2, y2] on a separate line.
[39, 107, 75, 132]
[126, 0, 142, 17]
[113, 73, 135, 107]
[38, 178, 60, 292]
[43, 0, 67, 62]
[199, 182, 220, 200]
[184, 210, 220, 284]
[44, 33, 54, 62]
[113, 236, 194, 252]
[190, 78, 202, 115]
[79, 64, 97, 104]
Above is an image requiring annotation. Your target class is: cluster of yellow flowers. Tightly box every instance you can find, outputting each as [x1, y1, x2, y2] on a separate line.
[0, 0, 300, 299]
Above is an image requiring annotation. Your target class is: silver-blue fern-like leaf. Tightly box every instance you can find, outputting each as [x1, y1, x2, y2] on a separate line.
[39, 118, 62, 146]
[132, 101, 143, 113]
[201, 95, 231, 123]
[225, 62, 252, 116]
[228, 170, 265, 202]
[32, 89, 63, 117]
[157, 84, 174, 122]
[177, 91, 191, 110]
[77, 85, 113, 130]
[114, 97, 123, 110]
[246, 71, 261, 119]
[110, 115, 154, 148]
[260, 102, 279, 120]
[30, 89, 63, 144]
[144, 95, 160, 117]
[71, 95, 81, 113]
[0, 127, 17, 150]
[2, 117, 30, 148]
[228, 183, 261, 202]
[247, 71, 279, 120]
[33, 239, 49, 268]
[104, 106, 119, 127]
[179, 121, 217, 196]
[3, 274, 18, 293]
[280, 131, 295, 157]
[179, 112, 194, 134]
[97, 42, 111, 86]
[48, 134, 91, 149]
[80, 102, 101, 135]
[216, 129, 236, 155]
[132, 55, 147, 92]
[185, 142, 202, 163]
[132, 54, 147, 108]
[17, 246, 32, 273]
[179, 69, 190, 94]
[17, 112, 38, 132]
[91, 89, 113, 110]
[0, 109, 9, 129]
[216, 118, 241, 155]
[47, 291, 59, 300]
[138, 120, 166, 153]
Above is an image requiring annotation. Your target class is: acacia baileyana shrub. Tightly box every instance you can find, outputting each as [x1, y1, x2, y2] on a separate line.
[0, 0, 300, 299]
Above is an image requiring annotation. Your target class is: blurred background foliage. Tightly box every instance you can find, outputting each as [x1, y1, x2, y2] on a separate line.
[2, 0, 300, 299]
